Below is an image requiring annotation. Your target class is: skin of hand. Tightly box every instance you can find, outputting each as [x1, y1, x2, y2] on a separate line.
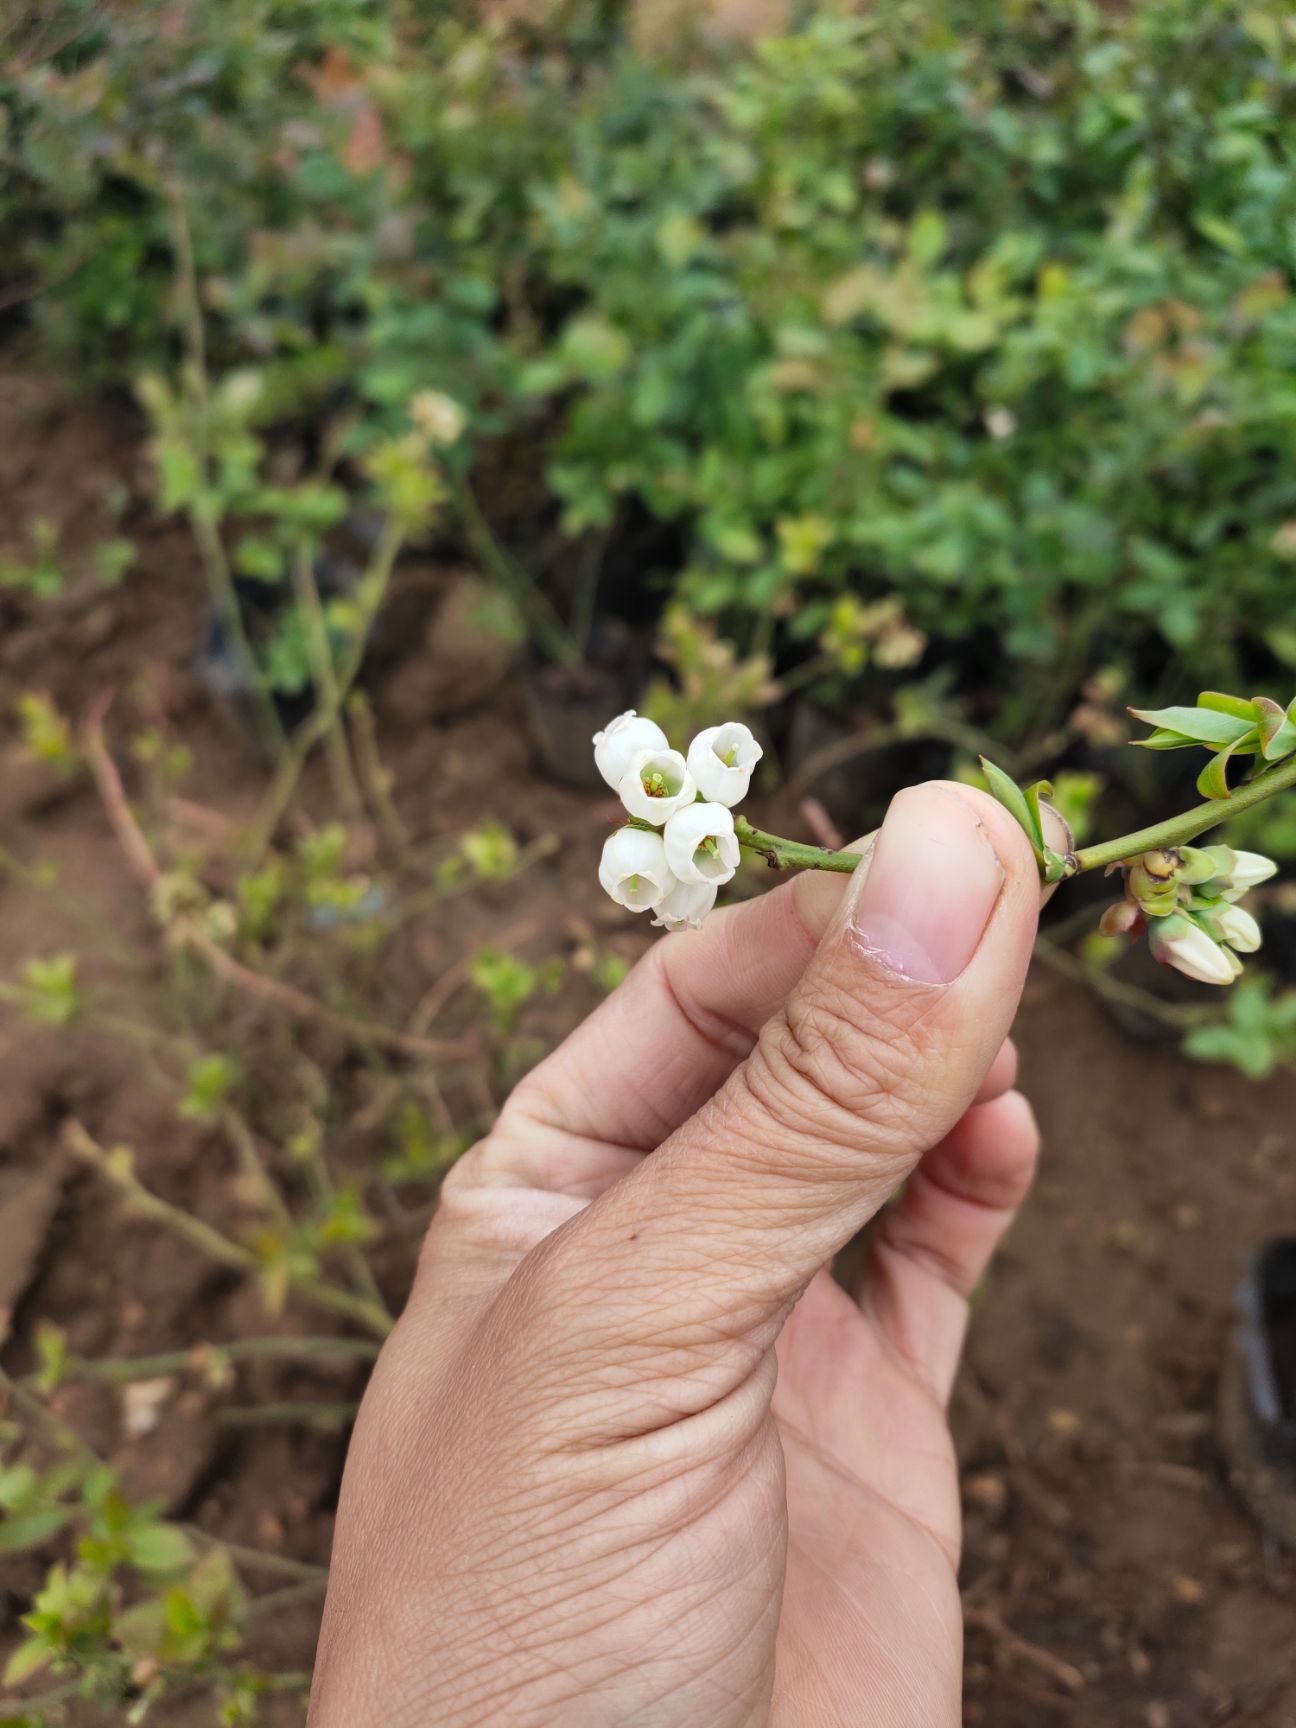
[309, 782, 1056, 1728]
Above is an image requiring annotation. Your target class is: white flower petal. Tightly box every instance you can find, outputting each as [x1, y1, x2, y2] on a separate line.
[1215, 904, 1261, 953]
[618, 749, 696, 823]
[686, 722, 763, 808]
[1226, 850, 1278, 893]
[663, 802, 740, 886]
[593, 711, 669, 791]
[651, 878, 718, 932]
[598, 828, 672, 913]
[1150, 915, 1238, 985]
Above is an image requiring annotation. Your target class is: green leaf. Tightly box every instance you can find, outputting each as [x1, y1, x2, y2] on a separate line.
[0, 1507, 73, 1552]
[1024, 780, 1055, 848]
[232, 535, 285, 584]
[3, 1635, 51, 1687]
[0, 1465, 38, 1510]
[1193, 211, 1247, 255]
[1183, 1023, 1274, 1079]
[1253, 697, 1296, 762]
[1128, 706, 1258, 748]
[114, 1597, 171, 1661]
[1197, 691, 1258, 722]
[979, 758, 1043, 854]
[1196, 744, 1237, 800]
[128, 1523, 197, 1575]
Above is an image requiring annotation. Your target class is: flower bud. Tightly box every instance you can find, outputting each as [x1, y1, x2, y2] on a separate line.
[686, 722, 763, 807]
[1214, 903, 1261, 953]
[410, 389, 467, 447]
[664, 802, 741, 885]
[1099, 899, 1142, 938]
[1140, 848, 1180, 881]
[618, 748, 696, 823]
[1224, 850, 1278, 893]
[1175, 846, 1220, 886]
[651, 877, 718, 932]
[1127, 858, 1180, 916]
[593, 711, 669, 792]
[598, 827, 673, 913]
[1147, 912, 1239, 985]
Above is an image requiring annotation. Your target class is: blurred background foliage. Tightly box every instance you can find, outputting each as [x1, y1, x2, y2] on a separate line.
[5, 0, 1296, 748]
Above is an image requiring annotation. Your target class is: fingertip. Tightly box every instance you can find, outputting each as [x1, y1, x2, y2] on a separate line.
[933, 1089, 1040, 1212]
[930, 780, 1040, 884]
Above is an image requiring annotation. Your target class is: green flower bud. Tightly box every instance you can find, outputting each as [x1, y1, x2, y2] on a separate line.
[1127, 859, 1181, 915]
[1176, 846, 1221, 886]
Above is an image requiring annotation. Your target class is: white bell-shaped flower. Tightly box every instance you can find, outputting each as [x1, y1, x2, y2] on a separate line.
[686, 722, 763, 808]
[651, 878, 718, 933]
[664, 802, 740, 886]
[1214, 903, 1261, 953]
[598, 827, 672, 913]
[593, 711, 669, 792]
[618, 748, 696, 823]
[1148, 913, 1239, 985]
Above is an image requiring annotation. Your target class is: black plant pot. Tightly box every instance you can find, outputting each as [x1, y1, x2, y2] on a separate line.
[1219, 1237, 1296, 1552]
[1238, 1237, 1296, 1463]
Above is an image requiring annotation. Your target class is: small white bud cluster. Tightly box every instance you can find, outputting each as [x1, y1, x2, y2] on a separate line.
[1100, 844, 1277, 985]
[594, 712, 763, 931]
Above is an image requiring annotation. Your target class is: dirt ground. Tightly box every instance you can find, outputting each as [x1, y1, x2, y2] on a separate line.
[2, 370, 1295, 1727]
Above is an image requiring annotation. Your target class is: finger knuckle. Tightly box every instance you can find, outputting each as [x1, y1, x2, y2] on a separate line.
[743, 976, 940, 1155]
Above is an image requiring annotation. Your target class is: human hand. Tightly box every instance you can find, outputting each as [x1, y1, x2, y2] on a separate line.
[309, 782, 1048, 1727]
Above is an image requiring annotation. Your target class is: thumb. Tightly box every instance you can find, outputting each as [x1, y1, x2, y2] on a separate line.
[521, 782, 1041, 1394]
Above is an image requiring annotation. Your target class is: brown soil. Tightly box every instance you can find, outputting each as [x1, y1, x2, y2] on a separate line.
[2, 370, 1295, 1727]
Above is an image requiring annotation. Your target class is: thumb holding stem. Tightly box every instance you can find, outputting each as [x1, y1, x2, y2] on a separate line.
[513, 782, 1049, 1430]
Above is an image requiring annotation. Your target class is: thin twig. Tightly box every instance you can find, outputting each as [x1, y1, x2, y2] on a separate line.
[0, 1361, 98, 1469]
[244, 520, 405, 863]
[799, 796, 844, 850]
[81, 697, 472, 1065]
[188, 925, 473, 1063]
[200, 1538, 327, 1584]
[21, 1335, 379, 1389]
[407, 916, 542, 1037]
[785, 720, 903, 801]
[167, 187, 284, 752]
[293, 1133, 393, 1323]
[448, 470, 576, 667]
[218, 1400, 358, 1432]
[965, 1605, 1086, 1694]
[64, 1118, 255, 1274]
[247, 1580, 328, 1618]
[347, 690, 410, 857]
[63, 1121, 392, 1339]
[291, 538, 363, 817]
[222, 1108, 295, 1233]
[1032, 935, 1201, 1030]
[0, 1678, 82, 1716]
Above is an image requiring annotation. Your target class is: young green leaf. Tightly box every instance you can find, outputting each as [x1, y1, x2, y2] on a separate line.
[129, 1523, 198, 1576]
[978, 757, 1043, 856]
[1195, 691, 1258, 722]
[1128, 705, 1258, 748]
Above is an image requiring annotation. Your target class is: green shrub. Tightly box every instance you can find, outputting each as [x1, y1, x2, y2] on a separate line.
[6, 0, 1296, 735]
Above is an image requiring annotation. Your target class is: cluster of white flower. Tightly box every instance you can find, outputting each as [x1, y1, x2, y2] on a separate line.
[594, 711, 762, 931]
